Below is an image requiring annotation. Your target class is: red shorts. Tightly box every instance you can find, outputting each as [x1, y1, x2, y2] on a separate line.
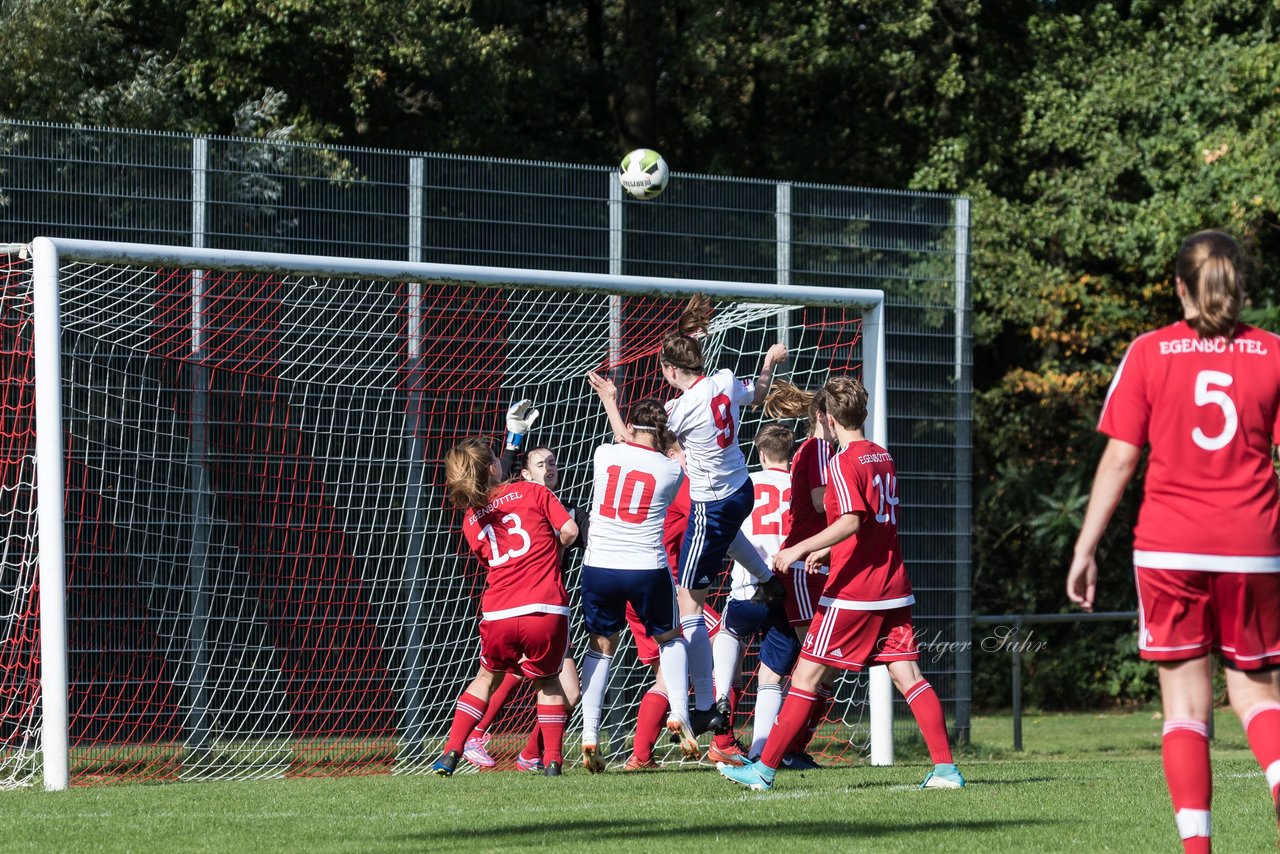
[1135, 567, 1280, 669]
[799, 605, 917, 671]
[781, 563, 828, 627]
[478, 612, 569, 679]
[627, 602, 721, 666]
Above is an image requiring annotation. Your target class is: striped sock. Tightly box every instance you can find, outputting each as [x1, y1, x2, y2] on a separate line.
[446, 691, 488, 754]
[905, 679, 953, 764]
[1242, 702, 1280, 807]
[632, 689, 669, 763]
[789, 682, 832, 755]
[537, 704, 568, 767]
[1163, 719, 1211, 854]
[468, 674, 522, 741]
[761, 687, 818, 771]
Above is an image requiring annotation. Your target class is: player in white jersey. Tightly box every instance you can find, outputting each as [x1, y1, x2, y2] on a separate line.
[658, 294, 789, 734]
[575, 387, 689, 773]
[710, 422, 802, 764]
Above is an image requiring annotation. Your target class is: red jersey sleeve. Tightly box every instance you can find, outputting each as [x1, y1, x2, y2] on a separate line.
[826, 449, 870, 520]
[538, 485, 573, 533]
[1098, 337, 1151, 447]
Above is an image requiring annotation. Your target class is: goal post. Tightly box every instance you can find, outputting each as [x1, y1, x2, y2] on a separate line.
[17, 237, 889, 791]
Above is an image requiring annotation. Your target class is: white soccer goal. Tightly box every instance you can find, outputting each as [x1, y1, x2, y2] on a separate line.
[3, 237, 889, 791]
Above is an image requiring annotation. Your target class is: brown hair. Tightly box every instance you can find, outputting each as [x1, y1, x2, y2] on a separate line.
[1176, 229, 1245, 339]
[445, 438, 497, 509]
[755, 422, 796, 464]
[661, 430, 681, 457]
[764, 379, 827, 436]
[628, 397, 669, 442]
[823, 376, 868, 431]
[660, 294, 714, 374]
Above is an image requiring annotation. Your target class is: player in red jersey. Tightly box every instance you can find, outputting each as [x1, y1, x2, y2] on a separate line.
[460, 401, 585, 771]
[761, 381, 839, 768]
[718, 376, 963, 791]
[432, 437, 578, 778]
[1068, 230, 1280, 852]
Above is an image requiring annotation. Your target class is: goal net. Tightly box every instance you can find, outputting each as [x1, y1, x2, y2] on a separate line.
[2, 239, 883, 789]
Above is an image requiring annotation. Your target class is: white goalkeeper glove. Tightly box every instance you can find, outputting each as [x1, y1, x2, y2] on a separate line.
[505, 398, 540, 450]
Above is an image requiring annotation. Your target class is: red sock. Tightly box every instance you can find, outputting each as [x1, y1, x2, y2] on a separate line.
[904, 680, 953, 764]
[468, 674, 522, 741]
[1163, 719, 1212, 854]
[518, 723, 544, 763]
[762, 688, 818, 771]
[712, 686, 744, 750]
[633, 689, 669, 762]
[445, 692, 488, 754]
[789, 682, 832, 755]
[1243, 702, 1280, 806]
[537, 704, 567, 766]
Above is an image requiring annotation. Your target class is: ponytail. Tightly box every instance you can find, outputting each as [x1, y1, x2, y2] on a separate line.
[764, 379, 826, 437]
[661, 294, 713, 374]
[445, 438, 497, 509]
[1175, 229, 1245, 339]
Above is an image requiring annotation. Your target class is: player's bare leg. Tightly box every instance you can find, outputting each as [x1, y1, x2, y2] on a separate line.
[1157, 657, 1214, 852]
[1225, 667, 1280, 833]
[533, 675, 568, 777]
[580, 634, 617, 774]
[887, 659, 963, 788]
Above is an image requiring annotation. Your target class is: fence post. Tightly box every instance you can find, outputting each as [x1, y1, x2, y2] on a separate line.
[1011, 617, 1023, 751]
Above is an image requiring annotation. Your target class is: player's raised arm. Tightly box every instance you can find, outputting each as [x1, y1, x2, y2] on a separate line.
[587, 370, 632, 443]
[751, 343, 788, 406]
[500, 398, 540, 479]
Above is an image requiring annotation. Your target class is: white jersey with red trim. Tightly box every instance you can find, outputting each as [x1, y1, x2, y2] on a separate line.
[583, 441, 685, 570]
[729, 468, 792, 600]
[461, 481, 572, 620]
[664, 368, 754, 502]
[1099, 320, 1280, 566]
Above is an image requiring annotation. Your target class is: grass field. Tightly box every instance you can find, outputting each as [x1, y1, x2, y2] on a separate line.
[2, 708, 1276, 853]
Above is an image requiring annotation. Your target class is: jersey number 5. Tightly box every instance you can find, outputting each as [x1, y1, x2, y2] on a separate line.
[710, 393, 735, 448]
[1192, 370, 1237, 451]
[480, 513, 531, 567]
[599, 465, 657, 524]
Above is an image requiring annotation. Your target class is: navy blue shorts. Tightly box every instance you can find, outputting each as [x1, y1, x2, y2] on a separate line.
[582, 564, 679, 639]
[677, 478, 755, 590]
[723, 598, 801, 676]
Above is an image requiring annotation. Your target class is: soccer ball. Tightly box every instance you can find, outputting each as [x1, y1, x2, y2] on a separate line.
[618, 149, 669, 200]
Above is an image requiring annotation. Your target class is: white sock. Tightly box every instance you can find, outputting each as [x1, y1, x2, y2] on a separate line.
[727, 530, 774, 583]
[712, 631, 742, 703]
[579, 650, 612, 745]
[751, 682, 784, 758]
[658, 637, 690, 723]
[681, 614, 714, 709]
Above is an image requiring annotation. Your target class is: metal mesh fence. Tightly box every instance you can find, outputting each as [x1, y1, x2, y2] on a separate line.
[0, 119, 972, 741]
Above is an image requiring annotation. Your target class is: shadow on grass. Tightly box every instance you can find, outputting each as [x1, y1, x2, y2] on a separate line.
[396, 817, 1058, 845]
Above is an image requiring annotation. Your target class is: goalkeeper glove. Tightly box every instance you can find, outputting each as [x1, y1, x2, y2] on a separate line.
[505, 398, 540, 450]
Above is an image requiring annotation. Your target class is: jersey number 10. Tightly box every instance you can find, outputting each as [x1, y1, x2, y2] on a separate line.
[599, 465, 657, 524]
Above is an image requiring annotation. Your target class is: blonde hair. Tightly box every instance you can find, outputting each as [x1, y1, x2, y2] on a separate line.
[1176, 229, 1245, 339]
[444, 438, 496, 509]
[660, 294, 714, 374]
[764, 379, 826, 436]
